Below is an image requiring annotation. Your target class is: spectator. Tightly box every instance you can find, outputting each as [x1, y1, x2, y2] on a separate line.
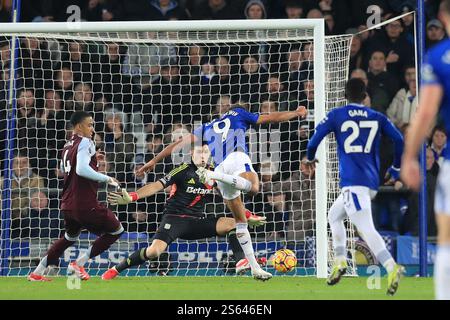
[0, 0, 12, 22]
[265, 75, 289, 111]
[18, 37, 52, 92]
[16, 89, 39, 163]
[60, 41, 97, 84]
[27, 191, 62, 238]
[400, 6, 415, 45]
[215, 55, 239, 97]
[284, 47, 310, 98]
[306, 8, 323, 19]
[54, 67, 74, 106]
[98, 42, 132, 106]
[366, 20, 414, 76]
[72, 82, 94, 112]
[104, 112, 137, 183]
[82, 0, 123, 22]
[244, 0, 266, 19]
[284, 0, 305, 19]
[94, 132, 105, 151]
[239, 55, 267, 107]
[318, 0, 351, 34]
[122, 31, 175, 86]
[0, 41, 10, 68]
[282, 155, 316, 243]
[0, 154, 44, 219]
[210, 94, 232, 120]
[127, 154, 148, 189]
[262, 181, 289, 240]
[349, 35, 364, 73]
[147, 0, 186, 20]
[144, 133, 167, 181]
[430, 126, 447, 166]
[406, 147, 439, 237]
[367, 51, 400, 113]
[426, 18, 446, 49]
[300, 79, 315, 121]
[324, 12, 336, 35]
[151, 64, 188, 126]
[192, 0, 242, 20]
[260, 159, 280, 192]
[36, 89, 66, 179]
[386, 78, 417, 129]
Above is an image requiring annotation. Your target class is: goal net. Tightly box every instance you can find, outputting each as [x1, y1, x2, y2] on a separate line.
[0, 20, 354, 277]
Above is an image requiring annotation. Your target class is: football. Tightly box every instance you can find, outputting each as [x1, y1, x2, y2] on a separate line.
[273, 249, 297, 273]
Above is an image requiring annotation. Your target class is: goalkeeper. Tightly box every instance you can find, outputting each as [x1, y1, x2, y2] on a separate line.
[102, 143, 266, 280]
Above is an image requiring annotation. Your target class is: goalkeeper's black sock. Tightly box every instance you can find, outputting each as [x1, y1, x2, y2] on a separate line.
[228, 229, 245, 261]
[115, 248, 149, 273]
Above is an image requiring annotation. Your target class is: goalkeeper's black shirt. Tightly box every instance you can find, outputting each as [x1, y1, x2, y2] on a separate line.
[158, 163, 214, 217]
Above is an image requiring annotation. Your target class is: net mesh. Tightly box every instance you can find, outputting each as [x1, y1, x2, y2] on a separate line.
[0, 28, 353, 277]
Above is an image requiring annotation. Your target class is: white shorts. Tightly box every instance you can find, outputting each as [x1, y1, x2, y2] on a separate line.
[435, 160, 450, 215]
[215, 152, 256, 200]
[341, 186, 377, 216]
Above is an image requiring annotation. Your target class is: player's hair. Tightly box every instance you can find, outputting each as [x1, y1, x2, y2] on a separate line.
[70, 111, 91, 126]
[345, 78, 367, 103]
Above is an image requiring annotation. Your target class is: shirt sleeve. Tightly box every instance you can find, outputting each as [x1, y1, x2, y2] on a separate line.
[158, 164, 187, 187]
[193, 124, 205, 142]
[306, 111, 335, 161]
[237, 107, 259, 124]
[76, 138, 110, 183]
[421, 50, 443, 87]
[380, 114, 404, 169]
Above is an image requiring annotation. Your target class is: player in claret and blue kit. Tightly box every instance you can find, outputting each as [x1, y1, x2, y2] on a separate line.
[28, 111, 124, 281]
[306, 78, 405, 295]
[401, 0, 450, 300]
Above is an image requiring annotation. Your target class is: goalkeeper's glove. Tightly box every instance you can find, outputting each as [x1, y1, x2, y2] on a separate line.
[107, 189, 139, 205]
[245, 210, 267, 227]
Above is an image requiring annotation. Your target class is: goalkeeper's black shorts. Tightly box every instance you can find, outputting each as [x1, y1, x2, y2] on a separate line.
[153, 214, 219, 245]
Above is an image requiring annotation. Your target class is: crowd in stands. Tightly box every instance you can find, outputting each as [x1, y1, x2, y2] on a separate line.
[0, 0, 447, 247]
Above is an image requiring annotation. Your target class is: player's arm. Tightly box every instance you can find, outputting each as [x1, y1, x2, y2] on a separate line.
[306, 113, 334, 162]
[109, 165, 185, 205]
[76, 138, 119, 187]
[256, 106, 307, 124]
[401, 84, 443, 189]
[137, 133, 197, 174]
[107, 181, 165, 205]
[401, 55, 444, 190]
[381, 116, 404, 181]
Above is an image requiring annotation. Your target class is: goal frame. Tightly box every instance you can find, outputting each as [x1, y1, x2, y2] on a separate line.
[0, 19, 327, 278]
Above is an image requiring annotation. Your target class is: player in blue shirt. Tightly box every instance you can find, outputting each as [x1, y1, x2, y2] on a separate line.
[138, 104, 307, 280]
[401, 0, 450, 300]
[306, 78, 405, 295]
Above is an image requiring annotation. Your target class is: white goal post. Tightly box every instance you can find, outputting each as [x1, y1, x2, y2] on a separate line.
[0, 19, 354, 278]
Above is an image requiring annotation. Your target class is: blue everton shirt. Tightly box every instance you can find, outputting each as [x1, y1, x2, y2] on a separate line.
[194, 106, 259, 166]
[422, 38, 450, 160]
[307, 104, 404, 190]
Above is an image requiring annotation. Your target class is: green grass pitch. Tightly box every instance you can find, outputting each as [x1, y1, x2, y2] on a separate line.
[0, 276, 434, 300]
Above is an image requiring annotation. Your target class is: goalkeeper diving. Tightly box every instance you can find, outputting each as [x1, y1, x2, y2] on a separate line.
[102, 143, 266, 279]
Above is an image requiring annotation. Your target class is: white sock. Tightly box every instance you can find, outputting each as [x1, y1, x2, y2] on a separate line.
[236, 223, 260, 270]
[209, 171, 252, 192]
[76, 247, 92, 267]
[435, 244, 450, 300]
[380, 256, 396, 273]
[33, 256, 48, 275]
